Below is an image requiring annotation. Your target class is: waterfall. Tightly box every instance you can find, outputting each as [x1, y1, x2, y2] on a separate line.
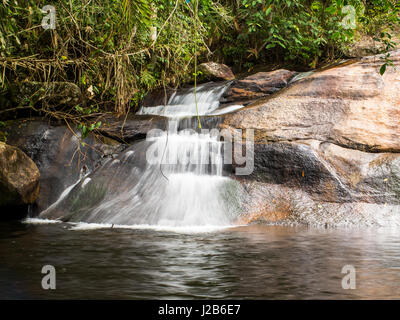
[137, 82, 244, 117]
[40, 83, 245, 229]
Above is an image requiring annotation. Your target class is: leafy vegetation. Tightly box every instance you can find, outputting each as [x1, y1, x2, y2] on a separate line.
[0, 0, 399, 124]
[218, 0, 399, 69]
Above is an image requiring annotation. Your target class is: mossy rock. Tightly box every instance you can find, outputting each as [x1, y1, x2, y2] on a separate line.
[8, 81, 83, 110]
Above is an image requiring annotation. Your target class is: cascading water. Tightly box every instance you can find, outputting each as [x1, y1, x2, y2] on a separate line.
[137, 82, 244, 117]
[40, 82, 245, 229]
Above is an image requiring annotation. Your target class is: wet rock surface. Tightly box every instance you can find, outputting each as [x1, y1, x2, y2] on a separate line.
[141, 88, 176, 108]
[234, 140, 400, 204]
[0, 142, 40, 219]
[220, 69, 297, 107]
[6, 119, 122, 215]
[98, 114, 167, 143]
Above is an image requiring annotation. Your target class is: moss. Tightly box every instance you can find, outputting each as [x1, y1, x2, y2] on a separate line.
[65, 181, 108, 219]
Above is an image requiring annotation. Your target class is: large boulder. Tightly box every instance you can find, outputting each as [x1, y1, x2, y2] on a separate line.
[221, 69, 297, 107]
[198, 62, 235, 81]
[221, 49, 400, 226]
[223, 50, 400, 152]
[0, 142, 40, 218]
[5, 119, 123, 215]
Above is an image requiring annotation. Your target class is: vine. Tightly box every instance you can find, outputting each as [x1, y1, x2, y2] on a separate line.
[191, 0, 202, 129]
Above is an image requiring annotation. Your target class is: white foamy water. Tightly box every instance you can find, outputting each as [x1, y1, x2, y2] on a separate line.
[23, 218, 62, 224]
[68, 222, 239, 234]
[137, 82, 244, 117]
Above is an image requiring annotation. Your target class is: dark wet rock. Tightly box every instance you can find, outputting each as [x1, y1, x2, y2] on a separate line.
[39, 143, 151, 222]
[198, 62, 235, 81]
[231, 139, 400, 205]
[5, 119, 122, 214]
[142, 88, 176, 107]
[221, 69, 297, 106]
[178, 116, 224, 131]
[98, 114, 167, 143]
[0, 142, 40, 219]
[233, 141, 351, 202]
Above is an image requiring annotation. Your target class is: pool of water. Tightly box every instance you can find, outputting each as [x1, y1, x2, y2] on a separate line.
[1, 220, 400, 299]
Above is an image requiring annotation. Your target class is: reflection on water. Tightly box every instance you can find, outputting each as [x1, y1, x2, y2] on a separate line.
[1, 221, 400, 299]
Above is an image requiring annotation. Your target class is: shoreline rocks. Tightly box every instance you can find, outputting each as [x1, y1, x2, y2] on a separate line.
[5, 119, 123, 215]
[221, 49, 400, 225]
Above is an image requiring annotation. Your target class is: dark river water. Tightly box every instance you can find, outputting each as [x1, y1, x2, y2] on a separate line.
[1, 220, 400, 299]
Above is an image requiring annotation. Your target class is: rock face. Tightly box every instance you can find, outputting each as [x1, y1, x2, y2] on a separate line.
[198, 62, 235, 81]
[223, 52, 400, 152]
[6, 119, 122, 215]
[98, 114, 167, 143]
[0, 142, 40, 218]
[221, 50, 400, 226]
[221, 69, 297, 107]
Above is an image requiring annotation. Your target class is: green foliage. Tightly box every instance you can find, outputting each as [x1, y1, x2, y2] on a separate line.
[75, 104, 102, 139]
[0, 0, 399, 119]
[361, 0, 400, 35]
[0, 0, 209, 114]
[220, 1, 355, 67]
[214, 0, 399, 71]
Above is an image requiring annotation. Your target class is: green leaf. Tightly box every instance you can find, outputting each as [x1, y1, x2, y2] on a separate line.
[380, 64, 387, 75]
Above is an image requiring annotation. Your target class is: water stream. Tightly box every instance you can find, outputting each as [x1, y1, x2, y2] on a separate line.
[39, 82, 245, 229]
[137, 82, 243, 117]
[2, 221, 400, 299]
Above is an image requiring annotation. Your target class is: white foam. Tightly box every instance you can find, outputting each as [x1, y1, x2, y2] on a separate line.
[68, 222, 238, 233]
[39, 172, 91, 217]
[208, 104, 245, 115]
[123, 150, 135, 159]
[81, 177, 91, 188]
[23, 218, 62, 224]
